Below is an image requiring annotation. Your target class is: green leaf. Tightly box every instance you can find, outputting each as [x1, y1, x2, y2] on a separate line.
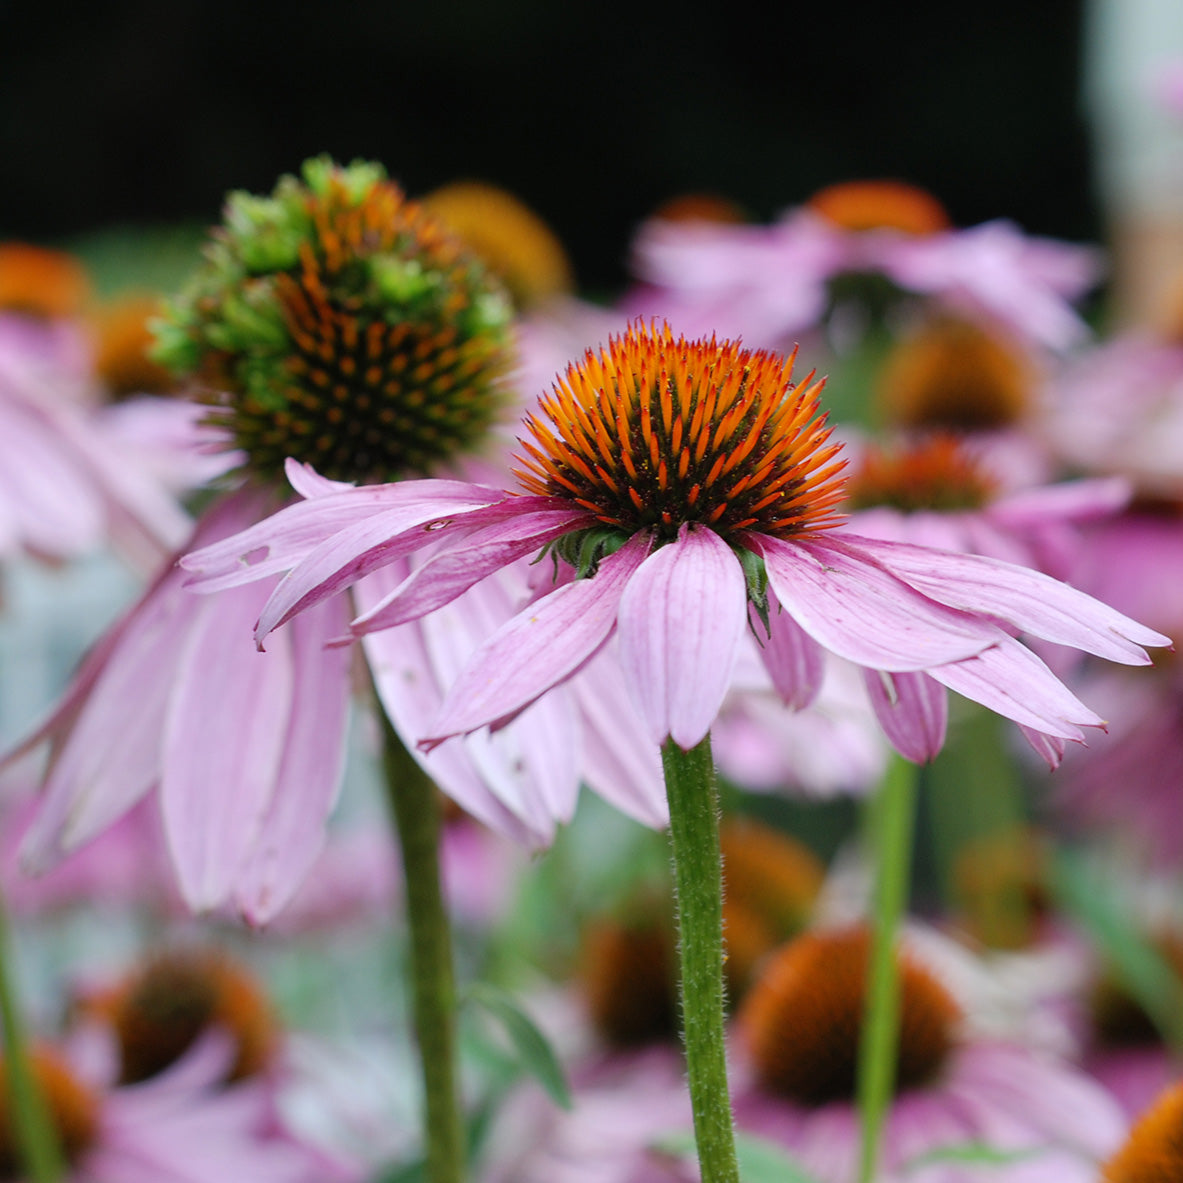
[372, 1160, 425, 1183]
[902, 1141, 1041, 1169]
[1052, 849, 1183, 1050]
[463, 983, 572, 1110]
[652, 1131, 825, 1183]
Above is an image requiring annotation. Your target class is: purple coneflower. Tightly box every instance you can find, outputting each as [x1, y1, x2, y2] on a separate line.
[184, 321, 1167, 765]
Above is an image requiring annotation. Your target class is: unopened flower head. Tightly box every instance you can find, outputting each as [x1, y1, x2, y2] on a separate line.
[152, 155, 514, 485]
[517, 321, 847, 563]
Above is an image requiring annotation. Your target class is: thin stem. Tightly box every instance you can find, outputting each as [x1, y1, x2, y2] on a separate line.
[380, 717, 466, 1183]
[856, 754, 919, 1183]
[661, 735, 740, 1183]
[0, 899, 64, 1183]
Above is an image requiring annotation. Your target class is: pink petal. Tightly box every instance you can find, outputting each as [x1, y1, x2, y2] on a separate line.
[418, 571, 582, 835]
[928, 636, 1103, 741]
[1019, 725, 1068, 770]
[566, 645, 668, 829]
[862, 669, 948, 763]
[855, 534, 1171, 662]
[426, 534, 651, 745]
[161, 585, 296, 912]
[283, 456, 356, 498]
[348, 507, 590, 635]
[181, 479, 504, 592]
[254, 495, 561, 644]
[234, 595, 353, 925]
[358, 564, 546, 844]
[617, 525, 747, 749]
[755, 534, 1000, 671]
[756, 589, 825, 709]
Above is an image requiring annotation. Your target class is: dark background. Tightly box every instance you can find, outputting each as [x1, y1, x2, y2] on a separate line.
[0, 0, 1097, 294]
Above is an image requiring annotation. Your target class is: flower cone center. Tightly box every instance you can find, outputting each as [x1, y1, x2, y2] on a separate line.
[0, 1049, 99, 1177]
[738, 926, 961, 1106]
[876, 318, 1031, 431]
[807, 181, 950, 236]
[580, 901, 679, 1048]
[846, 433, 998, 513]
[112, 949, 275, 1085]
[1102, 1081, 1183, 1182]
[0, 243, 90, 320]
[516, 321, 848, 544]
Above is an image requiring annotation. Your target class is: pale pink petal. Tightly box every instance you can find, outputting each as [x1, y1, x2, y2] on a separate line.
[234, 595, 353, 925]
[755, 534, 1000, 671]
[989, 476, 1131, 526]
[928, 636, 1103, 742]
[254, 495, 560, 644]
[567, 646, 667, 829]
[283, 457, 356, 498]
[854, 534, 1171, 662]
[17, 577, 187, 869]
[756, 590, 825, 709]
[161, 587, 296, 912]
[358, 565, 545, 843]
[1018, 725, 1068, 770]
[348, 507, 590, 635]
[862, 669, 948, 763]
[418, 570, 581, 834]
[426, 534, 651, 745]
[617, 525, 747, 749]
[181, 479, 504, 591]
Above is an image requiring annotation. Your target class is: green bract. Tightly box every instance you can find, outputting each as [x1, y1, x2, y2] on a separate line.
[153, 156, 514, 485]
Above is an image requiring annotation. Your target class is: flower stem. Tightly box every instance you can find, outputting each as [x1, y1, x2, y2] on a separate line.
[380, 717, 466, 1183]
[0, 897, 63, 1183]
[856, 753, 919, 1183]
[661, 735, 740, 1183]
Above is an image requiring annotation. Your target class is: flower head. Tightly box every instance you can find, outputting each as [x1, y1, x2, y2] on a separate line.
[183, 322, 1169, 767]
[153, 155, 514, 485]
[516, 324, 847, 547]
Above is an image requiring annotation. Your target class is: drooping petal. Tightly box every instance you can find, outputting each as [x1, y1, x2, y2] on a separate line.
[1018, 725, 1068, 770]
[161, 584, 296, 913]
[234, 594, 353, 926]
[927, 635, 1103, 742]
[348, 507, 591, 636]
[565, 644, 667, 829]
[851, 533, 1172, 663]
[426, 533, 651, 746]
[755, 589, 825, 710]
[418, 568, 582, 835]
[862, 669, 948, 764]
[617, 525, 747, 749]
[180, 479, 506, 592]
[358, 562, 548, 844]
[254, 495, 563, 644]
[17, 570, 193, 870]
[755, 534, 1001, 671]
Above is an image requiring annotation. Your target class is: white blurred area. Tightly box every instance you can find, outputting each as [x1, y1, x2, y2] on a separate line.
[1085, 0, 1183, 323]
[0, 553, 138, 749]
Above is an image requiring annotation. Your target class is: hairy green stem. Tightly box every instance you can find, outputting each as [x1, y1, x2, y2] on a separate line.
[381, 719, 466, 1183]
[662, 735, 740, 1183]
[0, 898, 64, 1183]
[856, 754, 919, 1183]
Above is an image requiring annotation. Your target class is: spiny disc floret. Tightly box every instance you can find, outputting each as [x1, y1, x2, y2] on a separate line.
[152, 156, 513, 485]
[516, 322, 847, 543]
